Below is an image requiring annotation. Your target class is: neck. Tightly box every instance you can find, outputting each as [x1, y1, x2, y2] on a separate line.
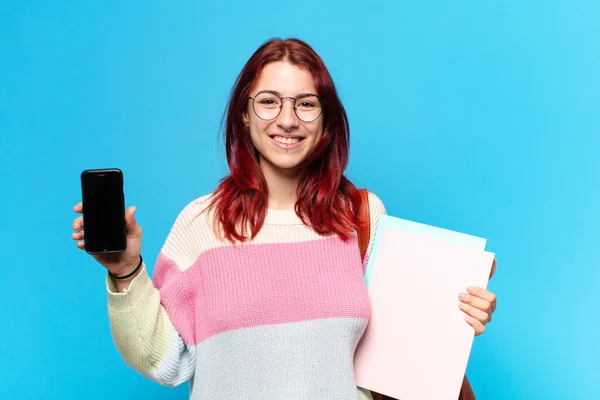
[260, 159, 301, 211]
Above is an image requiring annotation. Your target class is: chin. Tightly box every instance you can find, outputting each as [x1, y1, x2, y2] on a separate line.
[273, 159, 303, 171]
[263, 154, 305, 173]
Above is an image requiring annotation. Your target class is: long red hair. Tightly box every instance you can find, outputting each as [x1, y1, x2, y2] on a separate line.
[208, 38, 362, 242]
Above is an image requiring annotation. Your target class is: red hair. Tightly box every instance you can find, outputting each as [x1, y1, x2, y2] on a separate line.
[208, 38, 362, 242]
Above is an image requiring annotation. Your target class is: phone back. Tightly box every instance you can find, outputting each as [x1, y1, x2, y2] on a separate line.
[80, 168, 127, 253]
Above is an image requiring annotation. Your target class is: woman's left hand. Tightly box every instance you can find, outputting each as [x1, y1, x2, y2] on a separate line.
[458, 259, 497, 336]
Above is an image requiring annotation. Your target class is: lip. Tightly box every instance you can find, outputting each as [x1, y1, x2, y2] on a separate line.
[268, 134, 305, 151]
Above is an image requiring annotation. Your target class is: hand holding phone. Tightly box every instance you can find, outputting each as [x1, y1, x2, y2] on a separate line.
[72, 169, 142, 277]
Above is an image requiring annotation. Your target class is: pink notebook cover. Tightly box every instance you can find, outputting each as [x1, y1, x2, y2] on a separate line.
[354, 228, 494, 400]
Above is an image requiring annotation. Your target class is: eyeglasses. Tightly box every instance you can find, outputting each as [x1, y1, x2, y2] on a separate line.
[248, 90, 324, 123]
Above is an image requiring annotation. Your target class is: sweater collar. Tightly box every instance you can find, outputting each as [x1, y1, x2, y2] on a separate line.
[264, 208, 305, 226]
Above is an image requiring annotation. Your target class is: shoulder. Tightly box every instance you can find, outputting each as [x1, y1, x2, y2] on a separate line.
[160, 193, 218, 260]
[157, 194, 217, 274]
[165, 193, 216, 236]
[173, 193, 214, 224]
[366, 191, 387, 217]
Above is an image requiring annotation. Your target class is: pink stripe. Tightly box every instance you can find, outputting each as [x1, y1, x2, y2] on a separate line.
[153, 236, 369, 346]
[153, 254, 197, 345]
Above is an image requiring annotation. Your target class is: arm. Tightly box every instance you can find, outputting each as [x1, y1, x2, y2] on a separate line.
[107, 265, 196, 386]
[105, 201, 203, 387]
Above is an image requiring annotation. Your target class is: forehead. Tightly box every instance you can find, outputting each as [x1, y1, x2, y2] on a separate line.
[253, 61, 316, 96]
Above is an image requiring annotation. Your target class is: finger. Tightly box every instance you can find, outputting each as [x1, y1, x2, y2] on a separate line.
[76, 241, 85, 250]
[72, 216, 84, 231]
[467, 286, 497, 312]
[459, 292, 493, 315]
[73, 203, 83, 213]
[459, 301, 491, 324]
[125, 206, 141, 235]
[465, 315, 486, 336]
[72, 231, 84, 241]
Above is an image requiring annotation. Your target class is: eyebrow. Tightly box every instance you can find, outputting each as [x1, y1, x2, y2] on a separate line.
[255, 89, 319, 98]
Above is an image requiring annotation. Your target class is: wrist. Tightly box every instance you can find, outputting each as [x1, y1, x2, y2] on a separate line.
[109, 255, 143, 280]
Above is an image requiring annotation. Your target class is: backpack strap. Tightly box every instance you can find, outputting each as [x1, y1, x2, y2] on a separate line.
[357, 188, 371, 263]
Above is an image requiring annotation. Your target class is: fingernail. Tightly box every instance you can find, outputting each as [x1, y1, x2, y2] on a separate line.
[458, 293, 466, 300]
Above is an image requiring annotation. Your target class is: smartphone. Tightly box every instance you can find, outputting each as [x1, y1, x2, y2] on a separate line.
[80, 168, 127, 253]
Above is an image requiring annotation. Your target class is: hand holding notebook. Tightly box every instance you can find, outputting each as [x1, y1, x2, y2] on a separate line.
[355, 215, 496, 400]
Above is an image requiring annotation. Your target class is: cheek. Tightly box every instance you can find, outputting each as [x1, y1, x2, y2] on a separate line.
[248, 120, 272, 145]
[310, 125, 324, 142]
[249, 115, 271, 132]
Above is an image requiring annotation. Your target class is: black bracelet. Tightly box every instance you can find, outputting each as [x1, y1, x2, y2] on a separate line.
[109, 255, 143, 280]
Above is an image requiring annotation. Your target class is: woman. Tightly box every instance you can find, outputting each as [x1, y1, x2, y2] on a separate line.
[71, 38, 497, 400]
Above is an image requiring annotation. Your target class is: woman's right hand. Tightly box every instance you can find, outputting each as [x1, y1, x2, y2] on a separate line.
[71, 203, 143, 277]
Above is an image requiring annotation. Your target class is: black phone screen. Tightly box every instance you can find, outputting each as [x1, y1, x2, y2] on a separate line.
[81, 169, 127, 253]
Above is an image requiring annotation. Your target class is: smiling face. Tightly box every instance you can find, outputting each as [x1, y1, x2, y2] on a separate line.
[243, 61, 324, 177]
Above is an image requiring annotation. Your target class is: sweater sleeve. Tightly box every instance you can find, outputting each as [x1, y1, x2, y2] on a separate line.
[106, 202, 202, 387]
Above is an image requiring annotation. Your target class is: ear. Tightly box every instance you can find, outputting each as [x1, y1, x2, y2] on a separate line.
[242, 112, 249, 127]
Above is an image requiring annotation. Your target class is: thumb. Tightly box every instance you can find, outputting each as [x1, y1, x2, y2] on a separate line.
[125, 206, 140, 234]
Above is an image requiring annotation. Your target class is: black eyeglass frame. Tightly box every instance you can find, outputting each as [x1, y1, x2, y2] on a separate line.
[248, 90, 325, 123]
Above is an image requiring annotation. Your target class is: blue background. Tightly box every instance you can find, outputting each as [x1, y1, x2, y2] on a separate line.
[1, 1, 598, 399]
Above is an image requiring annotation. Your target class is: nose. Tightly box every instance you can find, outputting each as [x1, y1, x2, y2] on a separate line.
[276, 98, 299, 131]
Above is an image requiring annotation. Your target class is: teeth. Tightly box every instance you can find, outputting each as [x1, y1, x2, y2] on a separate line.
[272, 135, 301, 145]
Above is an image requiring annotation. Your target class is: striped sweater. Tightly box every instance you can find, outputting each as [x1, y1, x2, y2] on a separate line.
[106, 192, 386, 400]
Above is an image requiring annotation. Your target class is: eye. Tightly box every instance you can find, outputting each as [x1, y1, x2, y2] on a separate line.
[255, 94, 281, 108]
[298, 101, 316, 109]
